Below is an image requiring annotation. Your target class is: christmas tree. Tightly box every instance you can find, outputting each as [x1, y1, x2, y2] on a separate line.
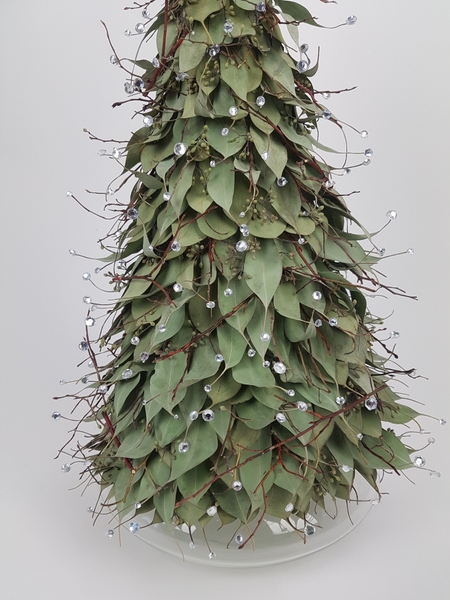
[58, 0, 425, 550]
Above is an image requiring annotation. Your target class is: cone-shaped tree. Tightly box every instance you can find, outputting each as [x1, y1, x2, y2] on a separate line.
[67, 0, 419, 545]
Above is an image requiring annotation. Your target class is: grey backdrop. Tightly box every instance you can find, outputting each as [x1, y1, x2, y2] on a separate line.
[1, 0, 449, 598]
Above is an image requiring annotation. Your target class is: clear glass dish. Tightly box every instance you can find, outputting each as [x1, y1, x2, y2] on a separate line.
[128, 478, 374, 568]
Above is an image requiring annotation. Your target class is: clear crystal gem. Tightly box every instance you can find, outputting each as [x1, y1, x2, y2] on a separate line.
[176, 72, 188, 81]
[206, 301, 216, 309]
[364, 148, 373, 157]
[173, 283, 183, 293]
[430, 471, 441, 478]
[363, 158, 371, 166]
[224, 287, 233, 297]
[262, 360, 270, 368]
[256, 96, 266, 107]
[365, 396, 378, 410]
[341, 465, 352, 473]
[312, 291, 322, 301]
[110, 55, 119, 66]
[407, 248, 415, 255]
[386, 210, 397, 220]
[143, 115, 153, 127]
[304, 524, 316, 536]
[207, 505, 218, 517]
[204, 385, 212, 393]
[239, 211, 246, 217]
[235, 534, 244, 544]
[296, 60, 308, 73]
[208, 44, 220, 57]
[336, 396, 346, 406]
[83, 296, 92, 304]
[300, 43, 309, 52]
[322, 109, 332, 119]
[247, 349, 256, 357]
[322, 92, 330, 100]
[140, 352, 149, 362]
[78, 341, 88, 351]
[329, 318, 338, 327]
[131, 336, 140, 345]
[215, 354, 223, 363]
[112, 147, 122, 159]
[189, 542, 196, 550]
[261, 151, 269, 160]
[347, 15, 357, 25]
[127, 208, 138, 220]
[178, 442, 189, 453]
[98, 385, 108, 394]
[124, 29, 132, 37]
[297, 401, 308, 412]
[314, 319, 322, 327]
[428, 437, 435, 444]
[163, 191, 171, 201]
[135, 502, 142, 509]
[287, 389, 295, 397]
[190, 411, 199, 420]
[210, 160, 216, 168]
[61, 464, 71, 473]
[124, 81, 134, 95]
[221, 128, 229, 136]
[232, 480, 243, 491]
[171, 241, 181, 252]
[277, 177, 287, 187]
[285, 503, 294, 513]
[439, 419, 447, 425]
[82, 272, 91, 281]
[142, 8, 150, 18]
[151, 57, 160, 68]
[202, 409, 215, 422]
[298, 236, 306, 245]
[390, 331, 400, 339]
[69, 248, 76, 256]
[273, 362, 287, 374]
[325, 179, 334, 189]
[158, 324, 167, 333]
[276, 412, 286, 423]
[413, 456, 426, 468]
[255, 2, 266, 12]
[360, 130, 369, 138]
[260, 332, 270, 342]
[229, 106, 238, 116]
[236, 240, 248, 252]
[85, 317, 95, 327]
[357, 433, 364, 440]
[52, 412, 61, 420]
[133, 78, 144, 92]
[174, 143, 187, 156]
[107, 529, 115, 538]
[239, 224, 249, 236]
[122, 369, 133, 380]
[128, 522, 140, 534]
[377, 247, 386, 257]
[209, 552, 216, 560]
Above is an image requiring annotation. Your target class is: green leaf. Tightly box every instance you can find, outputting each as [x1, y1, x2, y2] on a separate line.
[250, 126, 288, 178]
[207, 369, 242, 405]
[277, 1, 322, 27]
[206, 161, 235, 212]
[135, 172, 163, 190]
[274, 282, 300, 320]
[113, 375, 142, 414]
[149, 353, 188, 413]
[217, 324, 247, 369]
[237, 399, 275, 429]
[215, 487, 252, 523]
[233, 354, 276, 388]
[259, 50, 296, 96]
[154, 409, 186, 447]
[206, 120, 247, 158]
[178, 27, 209, 72]
[197, 208, 237, 240]
[182, 343, 221, 386]
[116, 426, 156, 459]
[244, 239, 282, 309]
[240, 428, 273, 509]
[154, 484, 177, 524]
[274, 455, 305, 495]
[351, 430, 412, 471]
[184, 0, 222, 22]
[219, 50, 261, 98]
[169, 419, 218, 481]
[168, 161, 195, 217]
[177, 462, 215, 502]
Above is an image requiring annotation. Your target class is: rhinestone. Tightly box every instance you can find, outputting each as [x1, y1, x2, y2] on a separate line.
[277, 177, 287, 186]
[124, 29, 132, 37]
[287, 389, 295, 397]
[209, 552, 216, 560]
[386, 210, 397, 220]
[174, 143, 187, 156]
[239, 212, 246, 217]
[347, 15, 357, 25]
[81, 376, 89, 384]
[325, 179, 334, 189]
[273, 362, 287, 374]
[336, 396, 346, 406]
[364, 148, 373, 158]
[112, 147, 122, 159]
[163, 191, 171, 201]
[124, 81, 134, 94]
[178, 442, 189, 453]
[430, 471, 441, 478]
[256, 96, 266, 107]
[175, 72, 188, 81]
[98, 385, 108, 394]
[344, 167, 351, 174]
[357, 433, 364, 440]
[260, 332, 270, 342]
[239, 224, 249, 236]
[329, 318, 338, 327]
[363, 158, 371, 166]
[255, 2, 266, 12]
[61, 464, 71, 473]
[297, 401, 308, 412]
[407, 248, 415, 255]
[127, 208, 138, 220]
[261, 151, 269, 160]
[235, 534, 244, 544]
[413, 456, 426, 468]
[52, 412, 61, 420]
[276, 412, 286, 423]
[208, 44, 220, 57]
[210, 160, 216, 168]
[202, 409, 215, 422]
[285, 503, 294, 513]
[224, 287, 233, 297]
[94, 267, 101, 274]
[236, 241, 248, 252]
[82, 272, 91, 281]
[312, 291, 322, 301]
[204, 385, 212, 393]
[229, 106, 238, 116]
[173, 414, 179, 420]
[207, 506, 217, 516]
[428, 437, 435, 444]
[221, 128, 229, 136]
[158, 324, 167, 333]
[106, 529, 115, 538]
[262, 360, 270, 368]
[143, 115, 153, 127]
[142, 8, 150, 18]
[135, 502, 142, 509]
[304, 524, 316, 536]
[341, 465, 352, 473]
[247, 349, 256, 357]
[314, 319, 322, 327]
[110, 55, 119, 66]
[298, 236, 306, 245]
[322, 109, 332, 119]
[83, 296, 92, 304]
[189, 542, 196, 550]
[98, 149, 107, 156]
[66, 191, 74, 197]
[377, 248, 386, 257]
[171, 241, 181, 252]
[131, 336, 140, 346]
[365, 396, 378, 410]
[59, 380, 66, 385]
[140, 352, 149, 362]
[296, 60, 308, 73]
[360, 130, 369, 138]
[173, 283, 183, 293]
[322, 92, 330, 99]
[232, 481, 242, 491]
[133, 78, 144, 92]
[122, 369, 133, 380]
[69, 248, 77, 256]
[439, 419, 447, 425]
[300, 43, 309, 53]
[151, 57, 160, 67]
[85, 317, 95, 327]
[129, 522, 140, 534]
[189, 411, 199, 420]
[215, 354, 224, 363]
[78, 341, 88, 351]
[370, 498, 380, 506]
[206, 301, 216, 309]
[390, 331, 400, 339]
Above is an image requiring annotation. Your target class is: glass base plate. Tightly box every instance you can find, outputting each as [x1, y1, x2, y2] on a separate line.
[129, 479, 374, 568]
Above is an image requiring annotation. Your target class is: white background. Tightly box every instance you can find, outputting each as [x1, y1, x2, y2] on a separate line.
[1, 0, 449, 598]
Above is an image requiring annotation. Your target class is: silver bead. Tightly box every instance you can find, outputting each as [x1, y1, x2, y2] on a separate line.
[175, 72, 188, 81]
[357, 433, 364, 441]
[336, 396, 346, 406]
[364, 148, 373, 157]
[131, 336, 140, 345]
[178, 442, 189, 453]
[82, 272, 91, 281]
[235, 534, 244, 544]
[174, 143, 187, 156]
[204, 385, 212, 393]
[133, 78, 144, 92]
[322, 109, 332, 119]
[224, 287, 233, 297]
[83, 296, 92, 304]
[78, 341, 88, 351]
[296, 60, 308, 73]
[260, 151, 269, 160]
[390, 331, 400, 339]
[124, 81, 134, 94]
[61, 464, 71, 473]
[106, 529, 115, 538]
[360, 130, 369, 138]
[221, 128, 229, 136]
[407, 248, 415, 255]
[202, 409, 215, 422]
[127, 208, 138, 220]
[163, 191, 171, 201]
[439, 419, 447, 425]
[285, 503, 294, 513]
[363, 158, 371, 166]
[98, 385, 108, 394]
[158, 324, 167, 333]
[329, 318, 338, 327]
[255, 2, 266, 12]
[322, 92, 330, 100]
[341, 465, 352, 473]
[52, 412, 61, 420]
[110, 55, 119, 66]
[314, 319, 322, 327]
[210, 160, 216, 168]
[135, 502, 142, 509]
[287, 389, 295, 397]
[304, 524, 316, 536]
[124, 29, 132, 37]
[214, 354, 224, 363]
[151, 57, 160, 68]
[208, 44, 220, 57]
[143, 115, 153, 127]
[85, 317, 95, 327]
[69, 248, 76, 256]
[262, 360, 270, 368]
[209, 552, 216, 560]
[300, 43, 309, 53]
[277, 177, 287, 186]
[122, 369, 133, 380]
[140, 352, 149, 362]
